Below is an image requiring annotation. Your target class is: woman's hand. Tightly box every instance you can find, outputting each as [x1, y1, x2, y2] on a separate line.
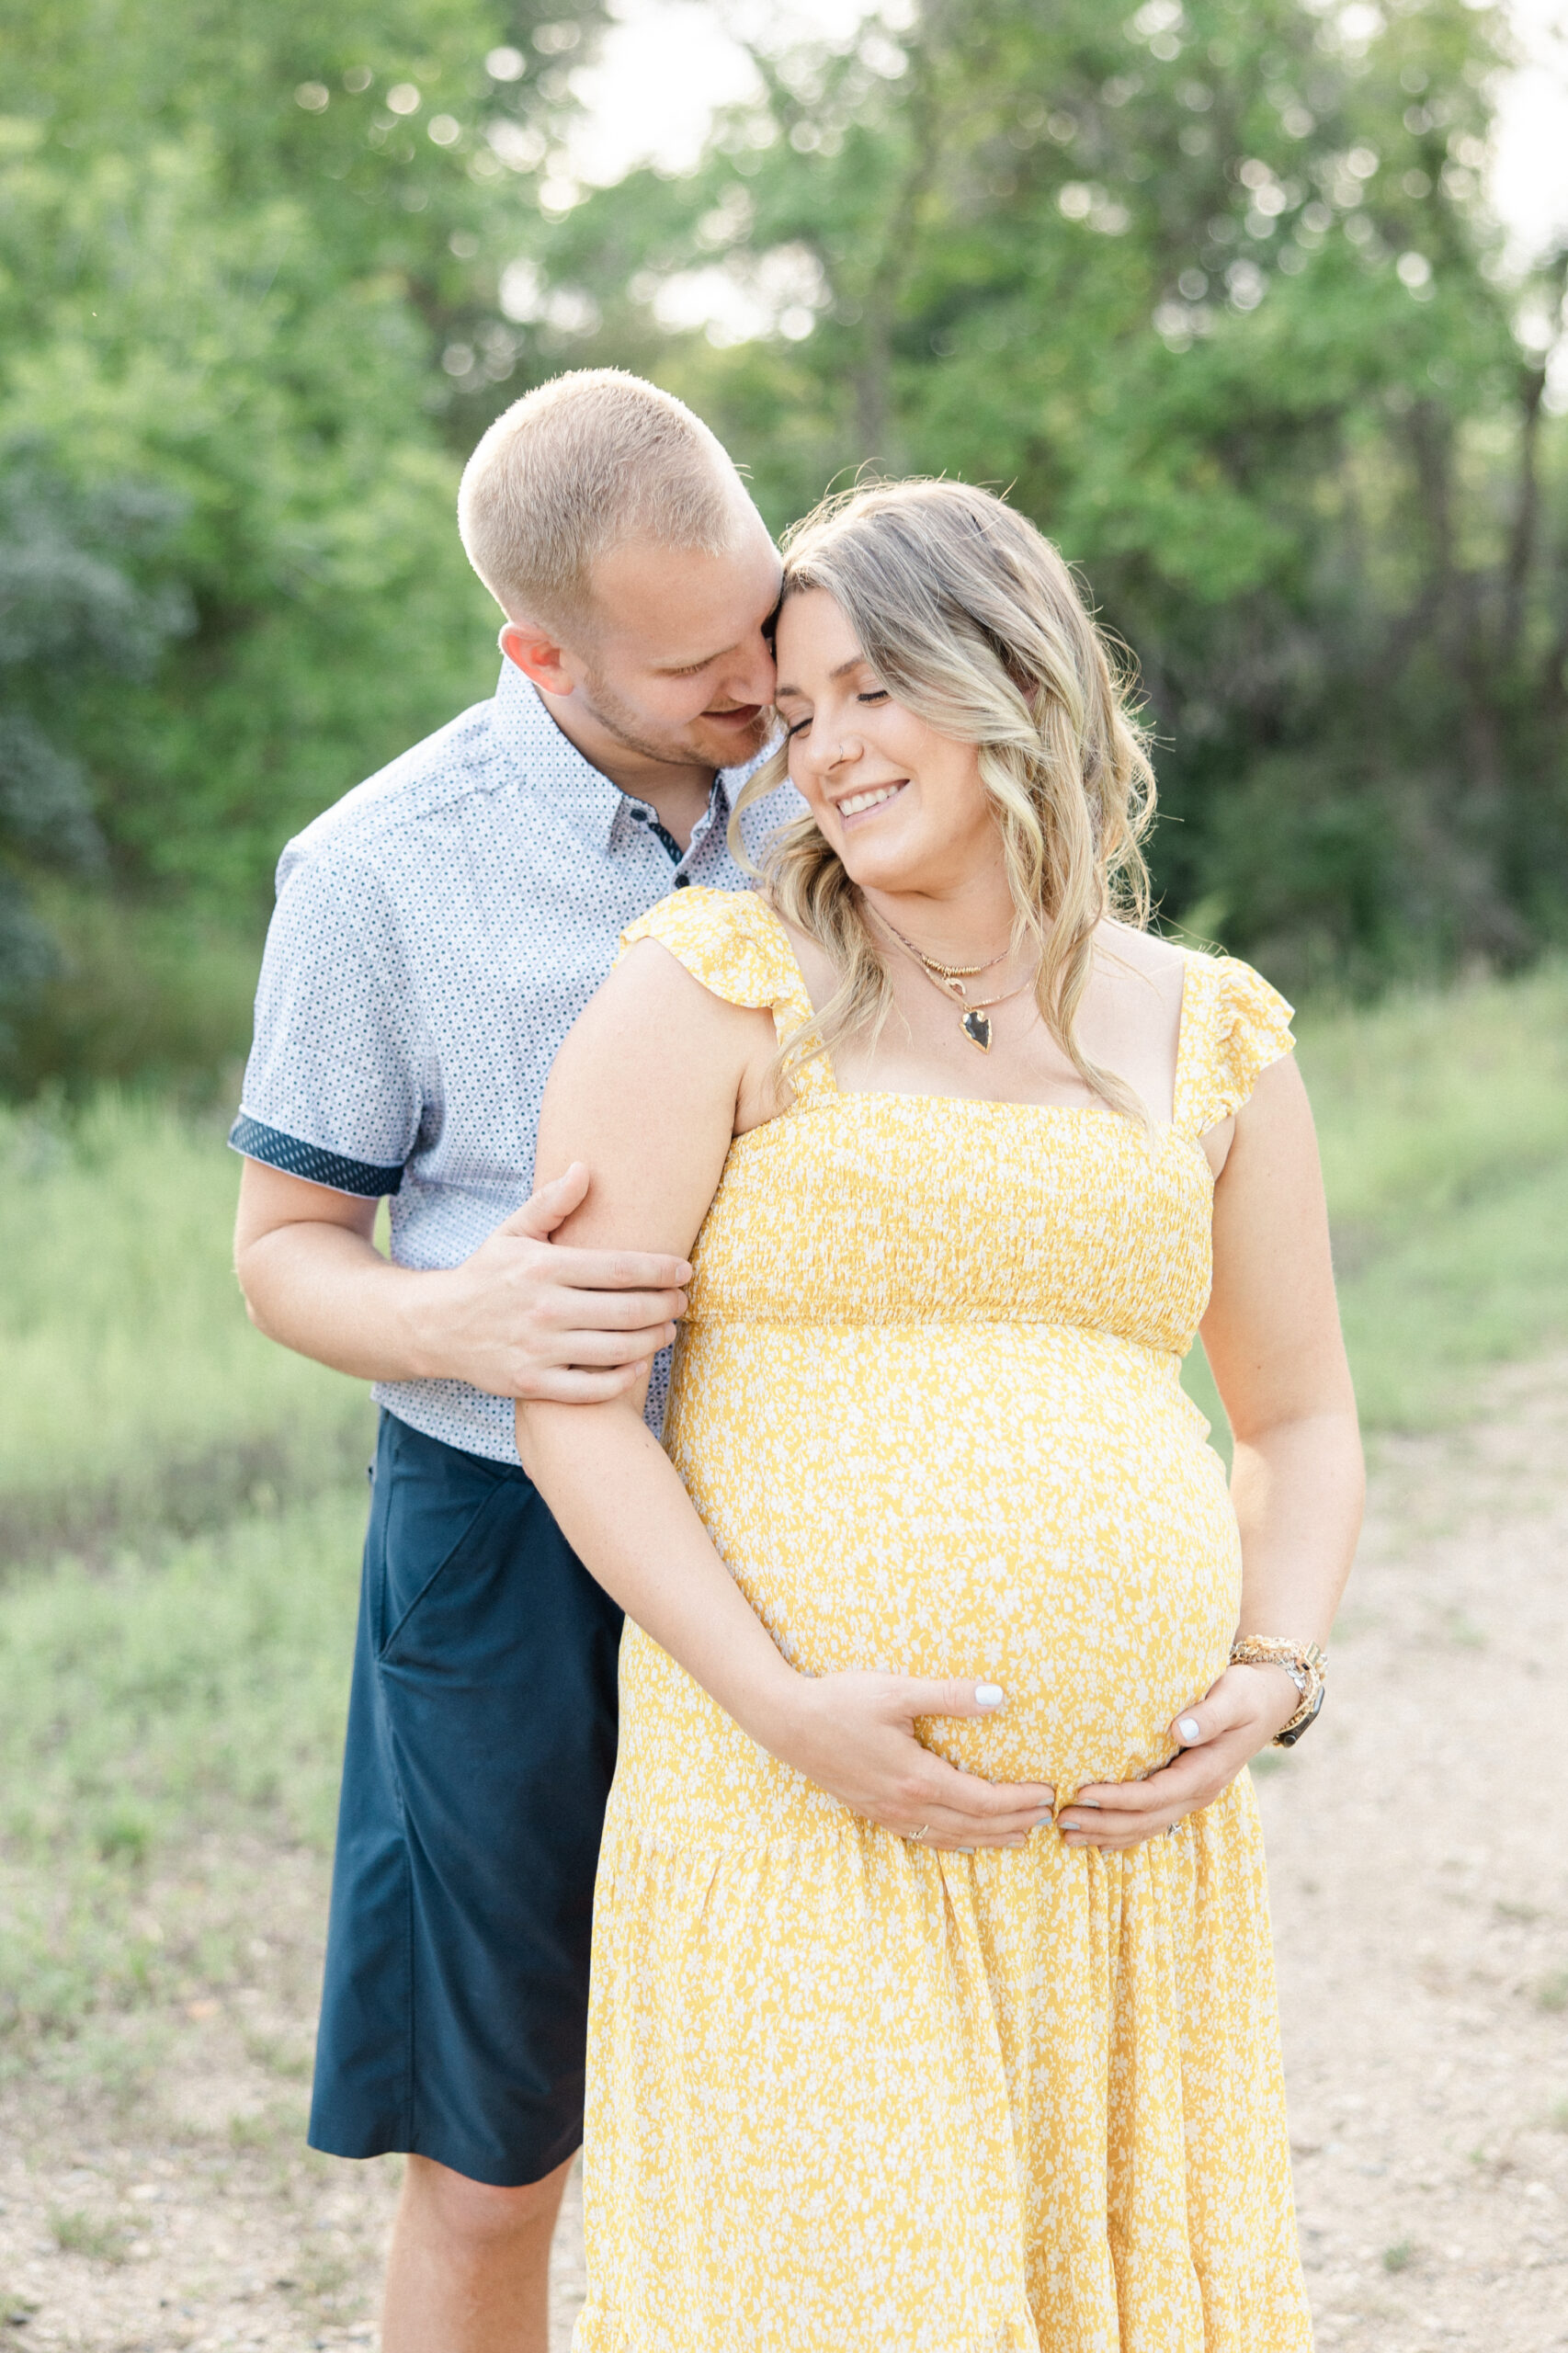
[763, 1673, 1056, 1851]
[1053, 1663, 1300, 1851]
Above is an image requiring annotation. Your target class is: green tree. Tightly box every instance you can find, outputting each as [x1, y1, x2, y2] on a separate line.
[0, 454, 187, 1007]
[0, 0, 604, 1007]
[537, 0, 1568, 989]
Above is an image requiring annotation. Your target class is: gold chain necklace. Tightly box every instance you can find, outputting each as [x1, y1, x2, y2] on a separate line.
[892, 938, 1009, 986]
[869, 906, 1038, 1053]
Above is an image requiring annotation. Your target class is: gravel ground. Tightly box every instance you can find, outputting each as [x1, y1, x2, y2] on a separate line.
[1, 1357, 1563, 2350]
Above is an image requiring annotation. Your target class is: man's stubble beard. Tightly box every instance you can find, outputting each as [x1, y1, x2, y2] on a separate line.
[579, 665, 771, 774]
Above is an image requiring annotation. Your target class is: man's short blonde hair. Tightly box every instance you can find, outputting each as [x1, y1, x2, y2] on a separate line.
[458, 369, 748, 632]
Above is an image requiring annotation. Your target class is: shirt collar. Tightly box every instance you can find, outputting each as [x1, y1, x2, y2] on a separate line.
[489, 655, 766, 854]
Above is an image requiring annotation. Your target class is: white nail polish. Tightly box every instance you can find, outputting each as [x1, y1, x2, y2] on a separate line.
[975, 1683, 1005, 1708]
[1177, 1717, 1201, 1742]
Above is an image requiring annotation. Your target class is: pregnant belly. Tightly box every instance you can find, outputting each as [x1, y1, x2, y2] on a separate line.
[661, 1320, 1240, 1798]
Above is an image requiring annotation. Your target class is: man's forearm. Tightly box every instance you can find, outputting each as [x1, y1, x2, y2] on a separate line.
[237, 1218, 458, 1385]
[234, 1158, 692, 1404]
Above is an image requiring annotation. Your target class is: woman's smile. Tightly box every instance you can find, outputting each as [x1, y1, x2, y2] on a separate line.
[835, 779, 908, 822]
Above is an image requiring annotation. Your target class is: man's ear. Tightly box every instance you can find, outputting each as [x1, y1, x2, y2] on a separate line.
[500, 618, 577, 697]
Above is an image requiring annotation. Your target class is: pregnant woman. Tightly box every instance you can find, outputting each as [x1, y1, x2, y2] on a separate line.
[518, 479, 1362, 2351]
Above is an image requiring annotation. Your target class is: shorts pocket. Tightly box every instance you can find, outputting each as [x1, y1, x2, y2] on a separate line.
[371, 1423, 520, 1663]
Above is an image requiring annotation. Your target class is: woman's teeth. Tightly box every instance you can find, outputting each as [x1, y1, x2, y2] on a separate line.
[838, 782, 904, 817]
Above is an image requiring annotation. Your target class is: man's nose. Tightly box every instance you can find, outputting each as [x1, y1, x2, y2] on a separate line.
[732, 631, 777, 702]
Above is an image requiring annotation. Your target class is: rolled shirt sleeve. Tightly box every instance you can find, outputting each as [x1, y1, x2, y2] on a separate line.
[230, 848, 423, 1198]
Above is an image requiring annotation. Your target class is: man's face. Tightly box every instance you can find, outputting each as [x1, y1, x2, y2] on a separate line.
[569, 517, 782, 771]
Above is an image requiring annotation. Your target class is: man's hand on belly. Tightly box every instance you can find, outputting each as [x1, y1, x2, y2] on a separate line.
[1053, 1664, 1299, 1850]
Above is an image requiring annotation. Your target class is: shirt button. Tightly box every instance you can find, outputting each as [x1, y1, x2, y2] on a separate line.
[674, 872, 690, 888]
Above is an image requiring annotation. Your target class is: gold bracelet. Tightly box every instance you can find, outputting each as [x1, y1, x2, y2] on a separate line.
[1229, 1636, 1327, 1747]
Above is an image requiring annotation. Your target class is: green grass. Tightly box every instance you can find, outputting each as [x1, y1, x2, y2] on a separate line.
[0, 1091, 374, 1561]
[2, 959, 1567, 2070]
[50, 2208, 133, 2263]
[1306, 961, 1568, 1427]
[1185, 961, 1568, 1439]
[0, 1485, 365, 2060]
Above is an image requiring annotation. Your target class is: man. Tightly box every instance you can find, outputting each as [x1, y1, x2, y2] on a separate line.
[233, 370, 1042, 2353]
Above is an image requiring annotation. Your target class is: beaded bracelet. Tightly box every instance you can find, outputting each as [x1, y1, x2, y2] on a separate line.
[1229, 1636, 1327, 1748]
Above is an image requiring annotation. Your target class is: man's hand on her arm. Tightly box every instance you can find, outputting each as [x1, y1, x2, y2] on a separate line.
[420, 1164, 690, 1400]
[233, 1156, 689, 1398]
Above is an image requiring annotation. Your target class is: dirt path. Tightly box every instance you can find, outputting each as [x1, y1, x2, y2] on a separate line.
[1259, 1354, 1568, 2350]
[2, 1359, 1564, 2350]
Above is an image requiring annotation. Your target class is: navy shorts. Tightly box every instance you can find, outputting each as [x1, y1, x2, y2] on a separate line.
[308, 1410, 623, 2187]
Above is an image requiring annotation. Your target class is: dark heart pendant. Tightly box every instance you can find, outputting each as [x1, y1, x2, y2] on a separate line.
[961, 1007, 993, 1051]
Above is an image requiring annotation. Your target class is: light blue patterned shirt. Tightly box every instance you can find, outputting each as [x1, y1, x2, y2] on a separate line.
[232, 657, 801, 1462]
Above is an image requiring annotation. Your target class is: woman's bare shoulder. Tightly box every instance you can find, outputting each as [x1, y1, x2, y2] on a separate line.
[1094, 917, 1191, 982]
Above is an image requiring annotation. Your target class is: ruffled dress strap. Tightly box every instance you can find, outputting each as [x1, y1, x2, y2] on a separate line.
[1173, 949, 1296, 1138]
[620, 887, 834, 1108]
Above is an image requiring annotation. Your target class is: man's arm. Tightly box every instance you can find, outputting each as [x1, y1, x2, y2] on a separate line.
[233, 1156, 693, 1404]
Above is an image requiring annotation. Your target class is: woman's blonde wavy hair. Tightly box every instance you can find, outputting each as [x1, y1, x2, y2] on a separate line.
[729, 478, 1157, 1119]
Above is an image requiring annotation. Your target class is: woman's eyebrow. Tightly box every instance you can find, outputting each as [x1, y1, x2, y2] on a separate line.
[777, 656, 869, 701]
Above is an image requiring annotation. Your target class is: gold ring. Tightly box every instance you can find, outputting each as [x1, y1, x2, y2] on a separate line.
[910, 1823, 930, 1842]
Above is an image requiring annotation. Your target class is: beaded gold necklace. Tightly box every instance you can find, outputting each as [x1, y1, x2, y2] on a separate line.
[869, 907, 1039, 1053]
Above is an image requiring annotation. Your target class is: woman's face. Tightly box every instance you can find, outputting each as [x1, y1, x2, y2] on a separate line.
[773, 588, 1000, 900]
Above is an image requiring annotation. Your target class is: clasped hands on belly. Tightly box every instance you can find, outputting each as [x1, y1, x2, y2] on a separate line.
[761, 1661, 1299, 1853]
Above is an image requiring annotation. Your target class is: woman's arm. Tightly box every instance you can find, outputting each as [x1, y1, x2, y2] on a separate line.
[1058, 1052, 1363, 1847]
[518, 940, 1056, 1849]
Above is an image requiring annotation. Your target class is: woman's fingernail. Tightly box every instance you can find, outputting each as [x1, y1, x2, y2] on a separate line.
[975, 1683, 1005, 1709]
[1177, 1717, 1202, 1742]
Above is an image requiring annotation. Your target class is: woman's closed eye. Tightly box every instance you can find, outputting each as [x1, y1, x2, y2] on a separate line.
[783, 690, 889, 740]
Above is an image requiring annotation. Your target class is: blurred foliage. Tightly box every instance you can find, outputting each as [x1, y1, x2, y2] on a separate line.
[534, 0, 1568, 995]
[0, 0, 606, 1026]
[3, 0, 1568, 1074]
[0, 882, 263, 1098]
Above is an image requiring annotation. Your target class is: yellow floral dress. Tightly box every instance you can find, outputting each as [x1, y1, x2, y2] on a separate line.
[575, 887, 1312, 2353]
